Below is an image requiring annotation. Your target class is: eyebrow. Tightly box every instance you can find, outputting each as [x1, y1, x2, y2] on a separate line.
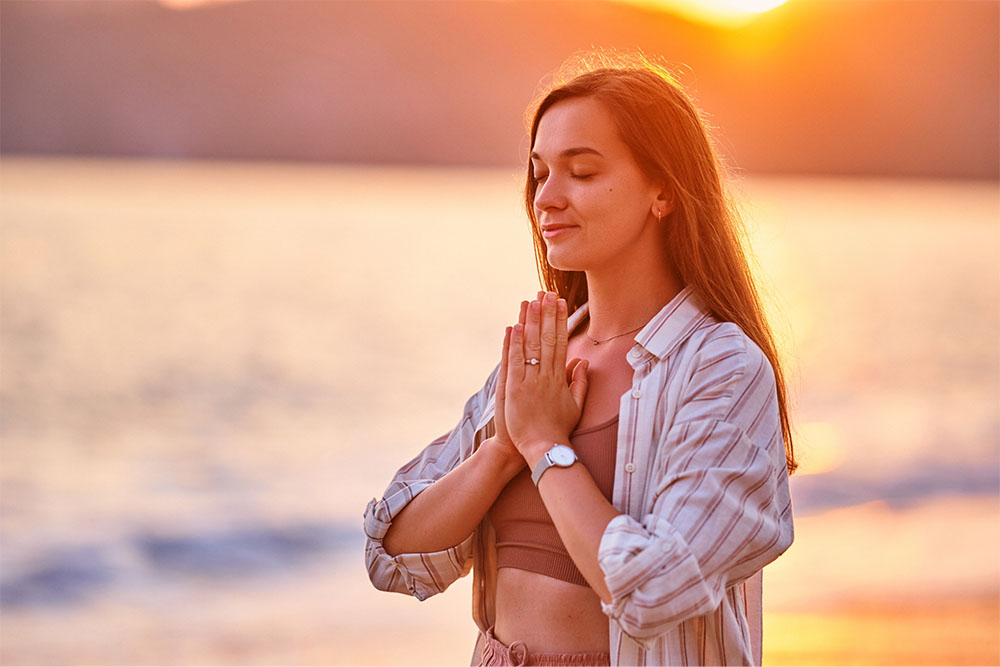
[530, 147, 605, 161]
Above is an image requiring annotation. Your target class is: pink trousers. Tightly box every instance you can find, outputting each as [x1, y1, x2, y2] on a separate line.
[478, 626, 611, 667]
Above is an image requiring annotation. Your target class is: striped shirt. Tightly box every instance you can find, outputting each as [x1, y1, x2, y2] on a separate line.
[363, 286, 794, 666]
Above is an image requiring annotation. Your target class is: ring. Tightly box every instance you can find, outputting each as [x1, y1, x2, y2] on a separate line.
[525, 358, 540, 365]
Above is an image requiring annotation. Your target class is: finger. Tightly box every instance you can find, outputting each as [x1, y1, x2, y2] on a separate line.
[523, 300, 542, 368]
[554, 297, 568, 371]
[496, 326, 510, 409]
[569, 359, 590, 410]
[566, 357, 583, 385]
[509, 301, 527, 386]
[509, 322, 526, 382]
[540, 292, 558, 372]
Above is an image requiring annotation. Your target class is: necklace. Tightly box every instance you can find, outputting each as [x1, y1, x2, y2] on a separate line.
[584, 322, 645, 345]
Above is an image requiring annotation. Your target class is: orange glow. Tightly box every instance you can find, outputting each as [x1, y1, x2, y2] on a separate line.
[795, 421, 845, 476]
[627, 0, 789, 27]
[764, 598, 1000, 666]
[156, 0, 243, 9]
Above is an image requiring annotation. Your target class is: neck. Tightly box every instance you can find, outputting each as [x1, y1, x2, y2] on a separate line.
[583, 258, 683, 341]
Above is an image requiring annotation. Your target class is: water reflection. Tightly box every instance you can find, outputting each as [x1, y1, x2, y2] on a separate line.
[1, 157, 997, 664]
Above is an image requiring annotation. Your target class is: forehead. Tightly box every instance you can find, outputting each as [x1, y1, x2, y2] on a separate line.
[531, 96, 628, 160]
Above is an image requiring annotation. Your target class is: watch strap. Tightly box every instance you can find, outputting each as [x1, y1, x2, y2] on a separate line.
[530, 444, 578, 486]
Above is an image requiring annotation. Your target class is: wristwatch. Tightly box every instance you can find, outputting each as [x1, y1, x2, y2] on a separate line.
[531, 444, 579, 486]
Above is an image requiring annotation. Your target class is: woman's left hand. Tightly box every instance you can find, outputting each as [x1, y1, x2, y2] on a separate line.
[502, 291, 590, 466]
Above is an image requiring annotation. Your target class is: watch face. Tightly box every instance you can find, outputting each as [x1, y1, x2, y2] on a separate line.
[549, 445, 576, 466]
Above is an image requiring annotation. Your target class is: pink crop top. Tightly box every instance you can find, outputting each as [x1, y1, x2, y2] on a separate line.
[490, 414, 619, 587]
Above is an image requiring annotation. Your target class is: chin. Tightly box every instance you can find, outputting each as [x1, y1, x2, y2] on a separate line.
[545, 246, 588, 272]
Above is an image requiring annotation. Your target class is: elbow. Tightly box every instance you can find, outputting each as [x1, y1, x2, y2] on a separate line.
[363, 504, 475, 601]
[604, 577, 722, 648]
[364, 536, 402, 592]
[364, 536, 437, 601]
[381, 523, 403, 558]
[363, 498, 418, 597]
[598, 515, 725, 646]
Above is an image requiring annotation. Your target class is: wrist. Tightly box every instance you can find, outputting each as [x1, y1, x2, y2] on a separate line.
[479, 437, 526, 479]
[518, 436, 571, 469]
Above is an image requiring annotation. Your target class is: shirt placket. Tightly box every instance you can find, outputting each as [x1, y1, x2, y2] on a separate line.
[615, 345, 655, 519]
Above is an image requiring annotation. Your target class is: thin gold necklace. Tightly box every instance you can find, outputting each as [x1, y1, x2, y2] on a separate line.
[584, 322, 645, 345]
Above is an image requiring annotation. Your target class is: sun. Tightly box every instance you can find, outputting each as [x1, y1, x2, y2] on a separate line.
[156, 0, 244, 9]
[627, 0, 790, 27]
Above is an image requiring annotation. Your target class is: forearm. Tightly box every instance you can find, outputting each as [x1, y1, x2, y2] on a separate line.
[532, 448, 619, 604]
[382, 437, 524, 556]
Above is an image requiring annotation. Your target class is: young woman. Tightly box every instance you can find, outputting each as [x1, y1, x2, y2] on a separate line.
[364, 55, 795, 667]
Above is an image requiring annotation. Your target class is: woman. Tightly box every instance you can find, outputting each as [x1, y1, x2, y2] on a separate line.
[363, 54, 795, 667]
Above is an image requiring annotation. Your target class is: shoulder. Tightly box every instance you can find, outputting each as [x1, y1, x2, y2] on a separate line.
[686, 319, 771, 381]
[671, 319, 777, 424]
[640, 287, 771, 390]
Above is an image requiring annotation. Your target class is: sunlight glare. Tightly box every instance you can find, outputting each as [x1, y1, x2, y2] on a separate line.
[629, 0, 789, 27]
[156, 0, 244, 9]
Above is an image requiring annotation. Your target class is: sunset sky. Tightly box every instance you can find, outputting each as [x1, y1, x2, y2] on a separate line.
[2, 0, 997, 178]
[158, 0, 793, 26]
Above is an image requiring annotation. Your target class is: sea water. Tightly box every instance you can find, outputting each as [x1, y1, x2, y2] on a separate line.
[1, 157, 997, 664]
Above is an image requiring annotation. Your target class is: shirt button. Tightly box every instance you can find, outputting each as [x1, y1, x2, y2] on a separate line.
[631, 389, 642, 399]
[624, 462, 636, 474]
[628, 348, 642, 360]
[660, 541, 670, 553]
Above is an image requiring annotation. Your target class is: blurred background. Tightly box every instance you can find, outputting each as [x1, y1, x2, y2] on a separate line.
[1, 0, 997, 665]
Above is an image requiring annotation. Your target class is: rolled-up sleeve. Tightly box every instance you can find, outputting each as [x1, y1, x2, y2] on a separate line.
[364, 485, 475, 600]
[363, 367, 497, 601]
[597, 333, 794, 647]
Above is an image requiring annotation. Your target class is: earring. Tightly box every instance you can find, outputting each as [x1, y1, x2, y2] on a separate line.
[655, 210, 663, 220]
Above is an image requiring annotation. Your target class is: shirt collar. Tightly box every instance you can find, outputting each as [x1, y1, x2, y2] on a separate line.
[566, 285, 711, 361]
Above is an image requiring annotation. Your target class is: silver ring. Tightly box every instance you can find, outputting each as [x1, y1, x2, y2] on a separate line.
[525, 358, 540, 365]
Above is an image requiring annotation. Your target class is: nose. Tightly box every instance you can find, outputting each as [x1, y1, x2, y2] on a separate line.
[533, 175, 566, 214]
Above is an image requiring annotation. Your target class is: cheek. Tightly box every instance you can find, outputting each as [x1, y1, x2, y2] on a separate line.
[589, 186, 647, 231]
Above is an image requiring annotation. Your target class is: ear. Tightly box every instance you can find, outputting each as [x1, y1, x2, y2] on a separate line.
[651, 184, 676, 221]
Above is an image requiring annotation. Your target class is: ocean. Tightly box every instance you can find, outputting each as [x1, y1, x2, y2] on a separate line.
[1, 156, 997, 664]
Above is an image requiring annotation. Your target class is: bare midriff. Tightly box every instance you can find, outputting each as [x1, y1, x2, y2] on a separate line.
[494, 568, 610, 652]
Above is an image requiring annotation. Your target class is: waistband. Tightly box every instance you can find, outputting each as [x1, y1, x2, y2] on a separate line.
[480, 626, 611, 667]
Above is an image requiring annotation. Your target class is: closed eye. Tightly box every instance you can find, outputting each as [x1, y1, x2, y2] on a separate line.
[571, 173, 595, 180]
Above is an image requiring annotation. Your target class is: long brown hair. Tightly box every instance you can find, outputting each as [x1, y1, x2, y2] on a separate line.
[524, 52, 797, 474]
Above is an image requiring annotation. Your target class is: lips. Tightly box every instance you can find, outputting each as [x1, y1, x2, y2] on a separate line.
[541, 223, 578, 239]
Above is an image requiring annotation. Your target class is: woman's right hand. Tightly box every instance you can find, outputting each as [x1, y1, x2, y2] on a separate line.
[491, 298, 532, 467]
